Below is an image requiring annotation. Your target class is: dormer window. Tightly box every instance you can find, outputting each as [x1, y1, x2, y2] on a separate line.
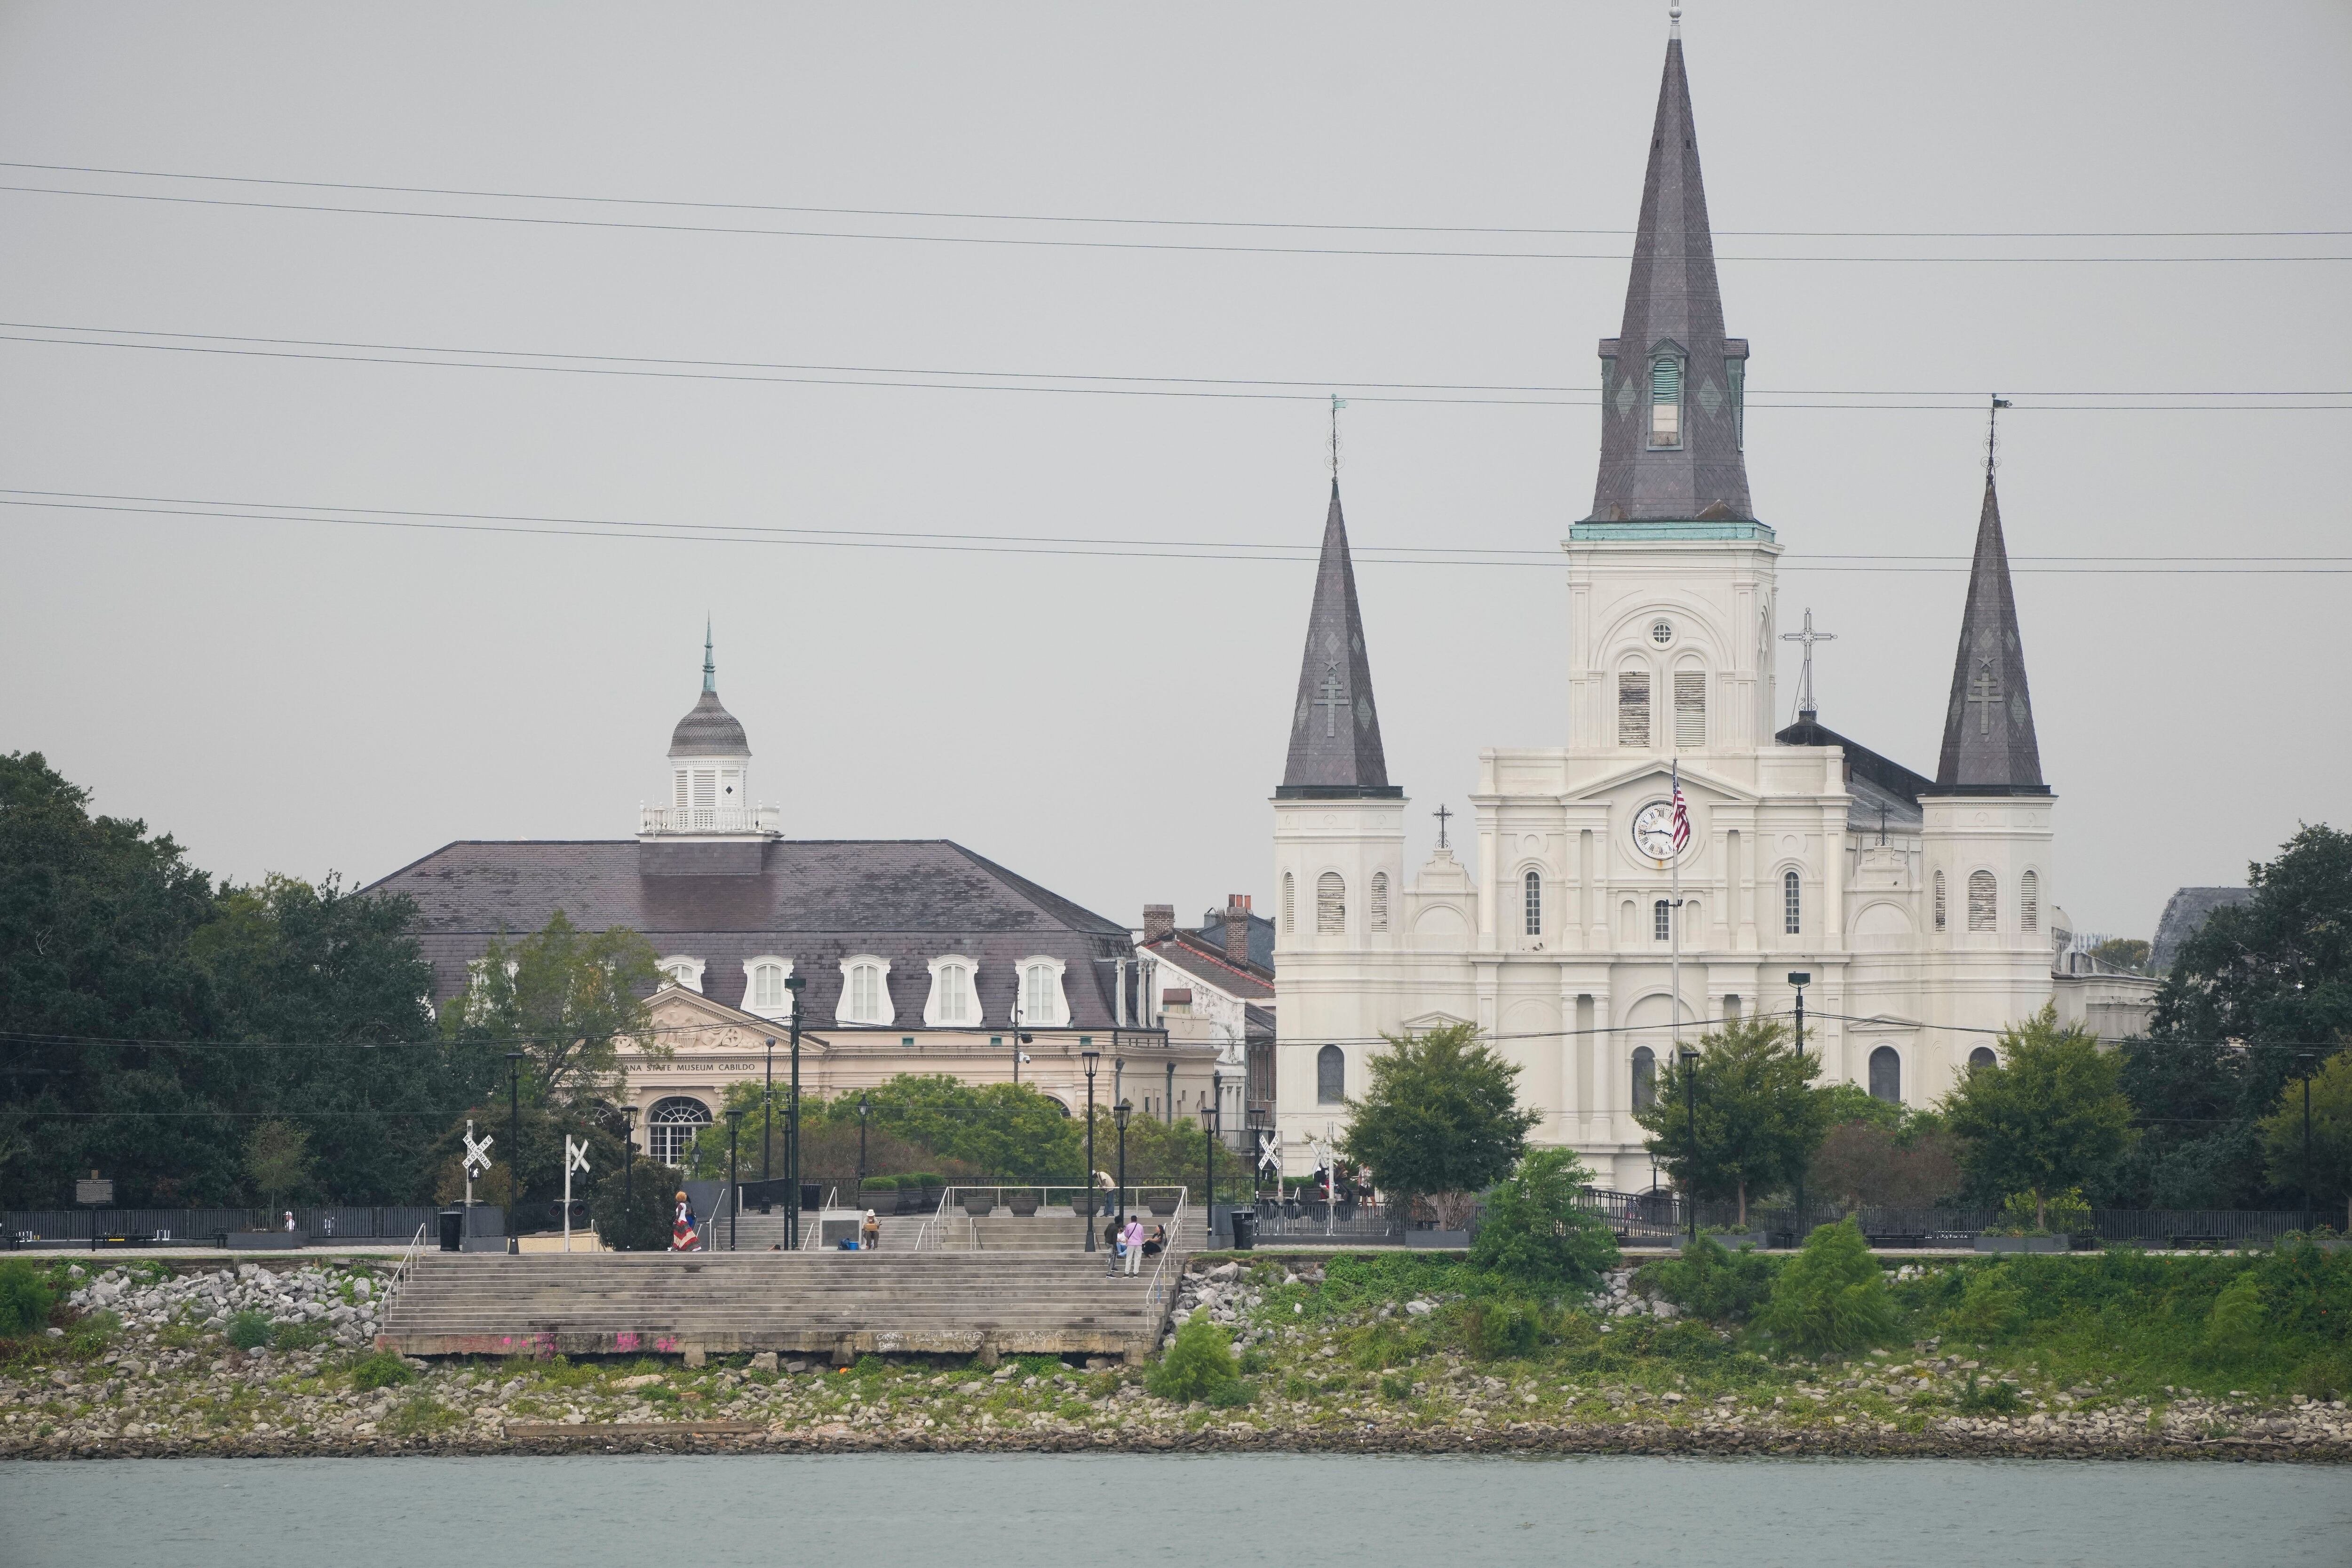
[1649, 353, 1683, 448]
[746, 957, 794, 1019]
[658, 955, 705, 993]
[1016, 956, 1070, 1028]
[925, 956, 977, 1027]
[837, 956, 893, 1025]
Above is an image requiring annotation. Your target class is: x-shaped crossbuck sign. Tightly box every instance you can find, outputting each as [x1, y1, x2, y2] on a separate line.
[461, 1122, 493, 1178]
[565, 1136, 591, 1176]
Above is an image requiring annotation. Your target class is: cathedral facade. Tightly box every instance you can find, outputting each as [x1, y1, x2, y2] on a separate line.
[1269, 28, 2150, 1188]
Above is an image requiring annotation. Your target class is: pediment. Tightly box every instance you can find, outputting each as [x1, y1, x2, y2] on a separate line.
[641, 984, 825, 1054]
[1399, 1009, 1473, 1034]
[1568, 758, 1761, 807]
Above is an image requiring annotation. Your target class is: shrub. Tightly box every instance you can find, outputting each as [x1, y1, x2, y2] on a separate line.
[1633, 1236, 1777, 1323]
[2198, 1273, 2267, 1367]
[1346, 1318, 1426, 1370]
[1378, 1373, 1414, 1402]
[1203, 1379, 1255, 1409]
[1146, 1313, 1240, 1403]
[1470, 1146, 1621, 1289]
[1940, 1266, 2026, 1344]
[66, 1309, 121, 1358]
[1465, 1298, 1544, 1360]
[1958, 1374, 2022, 1414]
[0, 1259, 57, 1337]
[224, 1310, 274, 1351]
[350, 1350, 417, 1391]
[1755, 1220, 1898, 1356]
[861, 1176, 899, 1192]
[2293, 1350, 2352, 1401]
[271, 1320, 332, 1351]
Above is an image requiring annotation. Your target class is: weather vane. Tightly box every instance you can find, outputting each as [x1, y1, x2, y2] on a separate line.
[1329, 393, 1347, 478]
[1986, 393, 2012, 476]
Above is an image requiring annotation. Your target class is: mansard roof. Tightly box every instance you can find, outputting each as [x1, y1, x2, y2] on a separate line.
[1277, 481, 1400, 798]
[1585, 34, 1755, 524]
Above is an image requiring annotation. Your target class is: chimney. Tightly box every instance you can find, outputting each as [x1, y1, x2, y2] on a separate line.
[1142, 904, 1176, 943]
[1222, 896, 1252, 964]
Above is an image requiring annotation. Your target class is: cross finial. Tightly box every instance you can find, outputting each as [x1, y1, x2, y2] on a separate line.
[702, 618, 715, 694]
[1780, 607, 1837, 722]
[1986, 394, 2012, 477]
[1329, 394, 1346, 478]
[1433, 803, 1452, 850]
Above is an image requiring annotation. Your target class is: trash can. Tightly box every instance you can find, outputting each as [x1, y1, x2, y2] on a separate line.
[1229, 1210, 1256, 1251]
[437, 1208, 464, 1252]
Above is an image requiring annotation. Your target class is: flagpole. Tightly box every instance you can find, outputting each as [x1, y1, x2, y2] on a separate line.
[1669, 761, 1682, 1057]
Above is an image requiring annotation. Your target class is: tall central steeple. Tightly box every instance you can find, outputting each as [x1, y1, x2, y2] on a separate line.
[1929, 471, 2047, 794]
[1585, 29, 1754, 524]
[1277, 481, 1399, 798]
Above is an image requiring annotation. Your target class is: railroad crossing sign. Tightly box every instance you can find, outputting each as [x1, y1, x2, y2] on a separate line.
[1256, 1130, 1280, 1180]
[461, 1120, 493, 1210]
[562, 1136, 591, 1252]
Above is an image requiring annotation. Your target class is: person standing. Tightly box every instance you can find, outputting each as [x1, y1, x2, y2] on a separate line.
[1121, 1216, 1144, 1276]
[671, 1190, 699, 1252]
[1103, 1215, 1121, 1276]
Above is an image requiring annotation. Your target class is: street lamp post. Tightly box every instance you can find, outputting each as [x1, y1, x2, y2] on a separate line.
[1200, 1102, 1217, 1247]
[620, 1106, 637, 1252]
[784, 975, 806, 1250]
[1114, 1100, 1133, 1228]
[763, 1035, 776, 1184]
[725, 1106, 744, 1253]
[504, 1051, 525, 1253]
[858, 1094, 871, 1187]
[1788, 971, 1811, 1246]
[1081, 1048, 1100, 1250]
[1679, 1045, 1700, 1245]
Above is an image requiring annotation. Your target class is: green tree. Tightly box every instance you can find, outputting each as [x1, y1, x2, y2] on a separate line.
[1636, 1016, 1826, 1226]
[1755, 1218, 1899, 1356]
[1337, 1024, 1540, 1216]
[243, 1120, 313, 1213]
[2259, 1048, 2352, 1231]
[2089, 937, 2151, 974]
[439, 909, 663, 1107]
[1469, 1146, 1619, 1288]
[2117, 824, 2352, 1208]
[1943, 1004, 2132, 1230]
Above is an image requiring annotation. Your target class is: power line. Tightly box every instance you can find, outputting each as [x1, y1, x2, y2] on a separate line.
[5, 159, 2344, 241]
[6, 489, 2349, 573]
[4, 182, 2346, 263]
[6, 325, 2347, 413]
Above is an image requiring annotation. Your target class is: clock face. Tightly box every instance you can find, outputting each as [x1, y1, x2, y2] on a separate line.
[1632, 800, 1681, 861]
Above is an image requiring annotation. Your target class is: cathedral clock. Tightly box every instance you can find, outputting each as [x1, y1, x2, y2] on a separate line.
[1631, 800, 1682, 862]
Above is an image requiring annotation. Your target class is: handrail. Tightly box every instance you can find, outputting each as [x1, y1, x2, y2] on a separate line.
[1144, 1189, 1189, 1311]
[912, 1184, 953, 1252]
[698, 1182, 730, 1251]
[375, 1222, 431, 1330]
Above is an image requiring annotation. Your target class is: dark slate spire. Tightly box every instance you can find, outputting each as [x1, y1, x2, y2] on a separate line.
[1277, 481, 1400, 799]
[1929, 475, 2048, 794]
[1585, 33, 1754, 524]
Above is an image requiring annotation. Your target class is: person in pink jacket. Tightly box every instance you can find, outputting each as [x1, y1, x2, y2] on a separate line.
[1121, 1216, 1145, 1275]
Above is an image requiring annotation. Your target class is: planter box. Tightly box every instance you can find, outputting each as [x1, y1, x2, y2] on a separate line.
[1974, 1233, 2067, 1254]
[1006, 1192, 1042, 1217]
[225, 1232, 305, 1251]
[1146, 1195, 1179, 1217]
[960, 1193, 997, 1217]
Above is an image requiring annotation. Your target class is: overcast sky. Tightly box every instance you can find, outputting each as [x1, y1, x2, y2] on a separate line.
[3, 2, 2347, 944]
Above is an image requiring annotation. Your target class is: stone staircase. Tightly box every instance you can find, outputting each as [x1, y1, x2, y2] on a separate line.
[378, 1249, 1182, 1360]
[716, 1205, 1208, 1255]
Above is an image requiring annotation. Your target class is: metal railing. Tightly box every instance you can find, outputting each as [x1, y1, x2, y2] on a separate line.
[1144, 1189, 1189, 1310]
[375, 1223, 431, 1328]
[637, 805, 781, 835]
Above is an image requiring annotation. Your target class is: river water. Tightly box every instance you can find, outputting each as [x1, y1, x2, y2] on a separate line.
[4, 1453, 2345, 1566]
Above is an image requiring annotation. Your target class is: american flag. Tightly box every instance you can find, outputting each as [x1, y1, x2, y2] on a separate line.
[1670, 764, 1691, 854]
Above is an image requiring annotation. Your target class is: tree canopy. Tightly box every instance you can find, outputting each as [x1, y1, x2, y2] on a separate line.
[2259, 1048, 2352, 1231]
[1468, 1146, 1620, 1288]
[1636, 1016, 1827, 1225]
[437, 909, 663, 1106]
[1337, 1023, 1540, 1208]
[1943, 1004, 2132, 1229]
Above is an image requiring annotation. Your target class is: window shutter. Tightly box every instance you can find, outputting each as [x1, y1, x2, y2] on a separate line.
[1370, 872, 1390, 932]
[1968, 871, 1997, 932]
[2020, 871, 2039, 932]
[1933, 871, 1947, 931]
[1674, 669, 1706, 748]
[1618, 671, 1651, 747]
[1282, 873, 1296, 933]
[1650, 355, 1682, 447]
[1316, 872, 1346, 934]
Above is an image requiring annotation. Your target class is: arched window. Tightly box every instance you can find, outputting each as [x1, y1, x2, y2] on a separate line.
[1653, 899, 1672, 941]
[746, 957, 794, 1018]
[647, 1097, 711, 1164]
[1783, 870, 1802, 935]
[837, 957, 894, 1026]
[1316, 872, 1346, 934]
[1673, 667, 1706, 748]
[1649, 353, 1682, 448]
[1523, 870, 1542, 936]
[1968, 871, 1997, 932]
[1370, 872, 1391, 932]
[1316, 1044, 1345, 1105]
[658, 955, 705, 993]
[1968, 1046, 1998, 1072]
[1868, 1046, 1902, 1104]
[1933, 871, 1947, 932]
[2020, 870, 2039, 933]
[1017, 957, 1069, 1027]
[1631, 1045, 1657, 1111]
[1618, 669, 1652, 747]
[925, 957, 976, 1026]
[1282, 872, 1296, 933]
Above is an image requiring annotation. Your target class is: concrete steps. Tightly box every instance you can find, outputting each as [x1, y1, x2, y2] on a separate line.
[379, 1250, 1185, 1358]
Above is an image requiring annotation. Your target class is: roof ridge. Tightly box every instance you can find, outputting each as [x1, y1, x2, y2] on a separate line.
[940, 841, 1128, 934]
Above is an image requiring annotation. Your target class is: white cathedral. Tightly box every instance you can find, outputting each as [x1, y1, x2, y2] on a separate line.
[1268, 27, 2154, 1189]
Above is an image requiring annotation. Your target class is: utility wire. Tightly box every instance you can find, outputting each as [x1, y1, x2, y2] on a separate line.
[5, 490, 2348, 574]
[4, 159, 2344, 244]
[3, 182, 2345, 263]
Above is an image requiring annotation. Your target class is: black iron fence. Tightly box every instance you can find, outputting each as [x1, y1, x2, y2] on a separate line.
[1573, 1191, 2331, 1250]
[6, 1205, 503, 1246]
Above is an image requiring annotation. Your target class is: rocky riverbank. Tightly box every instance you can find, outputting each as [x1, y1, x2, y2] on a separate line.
[3, 1256, 2347, 1462]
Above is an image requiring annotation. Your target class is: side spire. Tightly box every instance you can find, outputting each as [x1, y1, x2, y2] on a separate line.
[1586, 26, 1754, 524]
[702, 619, 716, 693]
[1277, 481, 1399, 799]
[1931, 411, 2046, 794]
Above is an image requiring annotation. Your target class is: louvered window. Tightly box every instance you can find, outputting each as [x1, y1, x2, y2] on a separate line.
[1933, 871, 1947, 931]
[1968, 871, 1997, 931]
[1784, 870, 1802, 934]
[1653, 899, 1672, 942]
[1282, 873, 1296, 933]
[2020, 871, 2039, 932]
[1631, 1047, 1657, 1111]
[1674, 669, 1706, 748]
[1649, 355, 1682, 448]
[1316, 872, 1346, 934]
[692, 770, 716, 811]
[672, 770, 690, 810]
[1523, 870, 1542, 936]
[1618, 670, 1651, 747]
[1370, 872, 1390, 932]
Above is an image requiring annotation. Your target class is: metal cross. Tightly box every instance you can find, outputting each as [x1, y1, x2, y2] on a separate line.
[1781, 608, 1836, 720]
[1315, 665, 1347, 737]
[1968, 661, 2002, 734]
[1433, 803, 1453, 849]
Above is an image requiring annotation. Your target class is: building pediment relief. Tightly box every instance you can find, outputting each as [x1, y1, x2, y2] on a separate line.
[1568, 758, 1760, 808]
